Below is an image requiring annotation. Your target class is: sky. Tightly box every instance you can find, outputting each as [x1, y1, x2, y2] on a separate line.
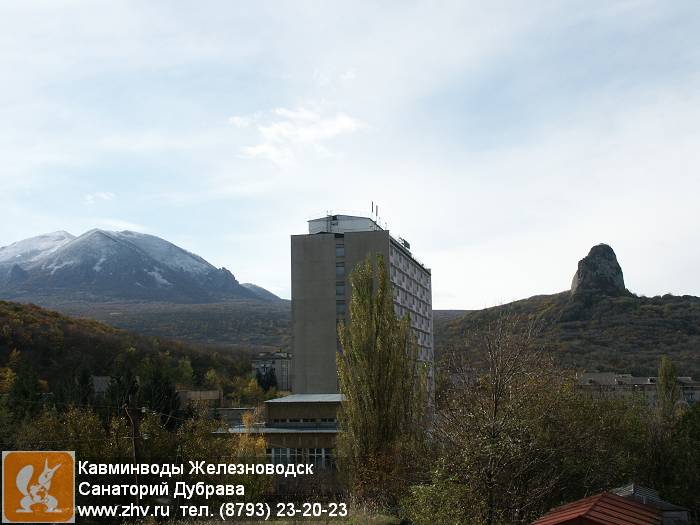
[1, 0, 699, 309]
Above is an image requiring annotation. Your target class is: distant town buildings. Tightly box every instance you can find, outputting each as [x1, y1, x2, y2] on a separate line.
[577, 372, 699, 405]
[91, 375, 111, 399]
[252, 351, 291, 391]
[291, 214, 433, 394]
[176, 389, 222, 408]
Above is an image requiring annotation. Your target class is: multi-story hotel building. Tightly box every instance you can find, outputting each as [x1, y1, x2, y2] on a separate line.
[291, 214, 433, 395]
[227, 213, 433, 482]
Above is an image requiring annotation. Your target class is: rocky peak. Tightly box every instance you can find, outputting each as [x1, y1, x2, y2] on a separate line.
[571, 244, 627, 297]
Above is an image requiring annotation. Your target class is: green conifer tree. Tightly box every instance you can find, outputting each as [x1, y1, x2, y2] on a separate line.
[336, 255, 428, 506]
[657, 356, 681, 414]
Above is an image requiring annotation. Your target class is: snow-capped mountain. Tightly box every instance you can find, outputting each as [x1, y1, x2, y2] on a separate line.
[0, 229, 279, 303]
[241, 283, 283, 301]
[0, 231, 75, 265]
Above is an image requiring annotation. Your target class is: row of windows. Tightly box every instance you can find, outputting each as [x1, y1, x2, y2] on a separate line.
[390, 246, 430, 285]
[336, 244, 346, 320]
[393, 303, 432, 333]
[393, 287, 431, 318]
[390, 266, 431, 301]
[270, 417, 336, 424]
[266, 448, 335, 469]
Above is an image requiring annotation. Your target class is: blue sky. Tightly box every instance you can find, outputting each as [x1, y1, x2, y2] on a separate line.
[1, 1, 699, 309]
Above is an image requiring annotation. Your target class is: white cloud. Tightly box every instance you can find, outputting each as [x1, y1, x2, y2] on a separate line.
[84, 192, 115, 205]
[239, 106, 363, 166]
[228, 116, 252, 128]
[97, 219, 148, 232]
[239, 142, 295, 166]
[340, 69, 356, 81]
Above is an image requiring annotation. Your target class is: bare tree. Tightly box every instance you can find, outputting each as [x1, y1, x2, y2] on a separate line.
[435, 314, 571, 523]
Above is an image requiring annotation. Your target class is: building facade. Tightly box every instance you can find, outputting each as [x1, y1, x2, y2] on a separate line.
[291, 214, 433, 395]
[225, 213, 432, 491]
[577, 372, 699, 405]
[224, 394, 342, 493]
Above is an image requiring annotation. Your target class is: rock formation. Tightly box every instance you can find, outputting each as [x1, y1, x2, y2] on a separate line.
[571, 244, 627, 297]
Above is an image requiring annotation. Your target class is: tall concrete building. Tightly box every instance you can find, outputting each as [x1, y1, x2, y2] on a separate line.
[291, 214, 433, 394]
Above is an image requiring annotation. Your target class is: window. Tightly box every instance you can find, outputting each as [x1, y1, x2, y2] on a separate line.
[335, 263, 345, 277]
[335, 245, 345, 257]
[289, 448, 303, 463]
[308, 448, 324, 468]
[307, 448, 334, 469]
[336, 283, 345, 296]
[272, 448, 288, 464]
[336, 301, 346, 315]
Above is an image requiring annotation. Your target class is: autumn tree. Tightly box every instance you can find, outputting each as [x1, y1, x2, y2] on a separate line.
[639, 356, 685, 499]
[176, 407, 270, 501]
[336, 255, 428, 507]
[405, 314, 647, 525]
[15, 406, 110, 458]
[8, 355, 41, 421]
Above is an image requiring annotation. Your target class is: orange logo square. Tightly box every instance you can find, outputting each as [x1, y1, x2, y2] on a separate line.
[2, 451, 75, 523]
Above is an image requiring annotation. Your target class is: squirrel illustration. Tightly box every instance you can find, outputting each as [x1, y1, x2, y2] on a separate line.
[16, 459, 61, 513]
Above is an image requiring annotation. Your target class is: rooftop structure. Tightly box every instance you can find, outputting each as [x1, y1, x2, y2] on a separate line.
[266, 393, 344, 403]
[532, 492, 661, 525]
[612, 484, 690, 524]
[308, 215, 383, 235]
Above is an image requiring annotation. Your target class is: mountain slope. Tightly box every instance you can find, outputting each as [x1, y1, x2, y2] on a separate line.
[0, 299, 251, 390]
[241, 283, 283, 302]
[0, 231, 75, 267]
[0, 229, 274, 303]
[58, 300, 291, 350]
[437, 245, 700, 378]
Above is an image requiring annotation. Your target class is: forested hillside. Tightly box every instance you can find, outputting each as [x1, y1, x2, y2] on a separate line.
[436, 292, 700, 377]
[0, 300, 251, 394]
[57, 300, 291, 350]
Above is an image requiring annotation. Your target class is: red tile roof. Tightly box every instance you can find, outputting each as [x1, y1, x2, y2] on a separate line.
[532, 492, 661, 525]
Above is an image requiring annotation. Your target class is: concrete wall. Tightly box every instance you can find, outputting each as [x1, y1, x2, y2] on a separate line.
[291, 234, 339, 394]
[267, 401, 340, 422]
[291, 228, 435, 400]
[265, 401, 340, 450]
[291, 230, 391, 394]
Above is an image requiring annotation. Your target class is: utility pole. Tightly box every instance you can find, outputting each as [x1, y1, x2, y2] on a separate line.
[124, 398, 139, 505]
